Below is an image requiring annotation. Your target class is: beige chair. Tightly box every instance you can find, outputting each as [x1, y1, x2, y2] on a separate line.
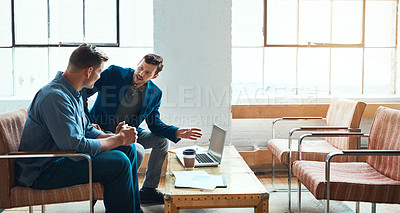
[267, 97, 366, 211]
[293, 106, 400, 213]
[0, 108, 103, 213]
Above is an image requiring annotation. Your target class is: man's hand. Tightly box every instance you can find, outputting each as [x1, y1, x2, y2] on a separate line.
[98, 123, 137, 152]
[176, 128, 202, 140]
[115, 121, 126, 134]
[118, 125, 138, 146]
[91, 123, 103, 131]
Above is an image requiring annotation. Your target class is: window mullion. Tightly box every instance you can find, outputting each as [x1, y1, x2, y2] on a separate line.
[393, 0, 399, 95]
[11, 0, 15, 96]
[361, 0, 366, 95]
[47, 0, 50, 44]
[83, 0, 86, 43]
[263, 0, 267, 47]
[296, 0, 300, 95]
[116, 0, 120, 45]
[11, 0, 15, 47]
[329, 0, 332, 95]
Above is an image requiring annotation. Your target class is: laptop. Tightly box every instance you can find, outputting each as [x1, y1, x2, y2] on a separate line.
[177, 124, 227, 167]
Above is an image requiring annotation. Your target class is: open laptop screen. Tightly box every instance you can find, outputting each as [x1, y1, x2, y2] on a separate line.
[208, 125, 227, 162]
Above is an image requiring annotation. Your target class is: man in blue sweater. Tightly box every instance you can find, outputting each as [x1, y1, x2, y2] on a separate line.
[82, 54, 202, 204]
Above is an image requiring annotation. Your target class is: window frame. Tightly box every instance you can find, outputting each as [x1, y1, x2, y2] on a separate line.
[8, 0, 120, 48]
[262, 0, 399, 95]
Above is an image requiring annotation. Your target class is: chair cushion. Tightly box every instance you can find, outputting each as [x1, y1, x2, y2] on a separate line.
[10, 183, 104, 208]
[367, 107, 400, 181]
[325, 98, 366, 150]
[325, 97, 365, 129]
[293, 160, 400, 203]
[267, 139, 354, 164]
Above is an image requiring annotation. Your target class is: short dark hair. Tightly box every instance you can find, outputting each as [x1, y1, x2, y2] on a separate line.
[68, 43, 109, 72]
[143, 54, 164, 75]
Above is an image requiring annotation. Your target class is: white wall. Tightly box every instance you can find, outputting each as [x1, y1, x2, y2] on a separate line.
[0, 99, 31, 114]
[153, 0, 232, 147]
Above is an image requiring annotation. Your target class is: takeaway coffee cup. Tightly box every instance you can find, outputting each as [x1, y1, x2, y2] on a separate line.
[182, 149, 196, 168]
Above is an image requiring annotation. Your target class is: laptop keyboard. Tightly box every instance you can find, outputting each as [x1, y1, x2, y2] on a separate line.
[196, 153, 214, 163]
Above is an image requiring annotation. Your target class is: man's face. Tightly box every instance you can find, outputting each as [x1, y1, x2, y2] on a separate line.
[86, 62, 105, 89]
[133, 61, 158, 88]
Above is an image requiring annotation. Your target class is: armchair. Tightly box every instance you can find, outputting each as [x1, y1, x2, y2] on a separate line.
[267, 97, 366, 211]
[0, 109, 104, 213]
[293, 106, 400, 213]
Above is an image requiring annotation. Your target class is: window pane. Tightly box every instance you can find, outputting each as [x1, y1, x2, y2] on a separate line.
[101, 47, 153, 68]
[264, 47, 296, 96]
[332, 0, 363, 44]
[49, 0, 83, 44]
[232, 48, 263, 103]
[0, 49, 13, 96]
[86, 0, 117, 43]
[365, 0, 396, 47]
[267, 0, 297, 44]
[0, 0, 11, 46]
[48, 47, 75, 79]
[331, 48, 363, 95]
[232, 0, 263, 46]
[120, 0, 153, 47]
[298, 48, 329, 95]
[364, 48, 394, 95]
[299, 0, 331, 44]
[14, 48, 48, 97]
[15, 0, 47, 44]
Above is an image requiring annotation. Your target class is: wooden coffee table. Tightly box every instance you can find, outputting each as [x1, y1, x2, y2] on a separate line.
[164, 146, 269, 213]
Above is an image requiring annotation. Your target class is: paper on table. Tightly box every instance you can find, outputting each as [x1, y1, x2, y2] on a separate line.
[172, 170, 226, 190]
[168, 145, 208, 154]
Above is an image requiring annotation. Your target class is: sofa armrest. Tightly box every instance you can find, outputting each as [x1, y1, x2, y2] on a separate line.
[272, 117, 325, 139]
[295, 132, 368, 160]
[8, 151, 76, 155]
[0, 151, 94, 213]
[324, 149, 400, 208]
[298, 126, 349, 130]
[273, 117, 324, 125]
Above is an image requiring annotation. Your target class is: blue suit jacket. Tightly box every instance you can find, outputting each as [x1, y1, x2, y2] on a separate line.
[82, 65, 180, 143]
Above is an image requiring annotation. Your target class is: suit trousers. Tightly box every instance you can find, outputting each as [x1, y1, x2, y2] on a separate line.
[135, 130, 169, 189]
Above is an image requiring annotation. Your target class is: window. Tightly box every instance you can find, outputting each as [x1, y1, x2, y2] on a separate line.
[14, 0, 118, 46]
[232, 0, 399, 104]
[0, 0, 153, 97]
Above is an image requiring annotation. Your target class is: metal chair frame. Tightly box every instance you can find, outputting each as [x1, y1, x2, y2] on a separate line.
[271, 117, 360, 212]
[271, 116, 324, 191]
[0, 153, 94, 213]
[296, 132, 400, 213]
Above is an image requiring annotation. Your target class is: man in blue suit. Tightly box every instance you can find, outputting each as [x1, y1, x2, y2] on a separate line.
[82, 54, 202, 204]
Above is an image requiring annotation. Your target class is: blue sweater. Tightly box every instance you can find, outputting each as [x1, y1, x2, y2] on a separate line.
[17, 72, 103, 186]
[82, 65, 180, 143]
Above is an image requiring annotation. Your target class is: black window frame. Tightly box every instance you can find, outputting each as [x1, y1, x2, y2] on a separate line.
[9, 0, 120, 48]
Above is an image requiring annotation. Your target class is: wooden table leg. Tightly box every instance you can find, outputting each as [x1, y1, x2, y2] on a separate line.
[164, 194, 179, 213]
[254, 194, 269, 213]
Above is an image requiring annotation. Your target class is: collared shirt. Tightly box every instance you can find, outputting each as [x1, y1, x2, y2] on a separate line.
[109, 83, 146, 131]
[16, 71, 103, 187]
